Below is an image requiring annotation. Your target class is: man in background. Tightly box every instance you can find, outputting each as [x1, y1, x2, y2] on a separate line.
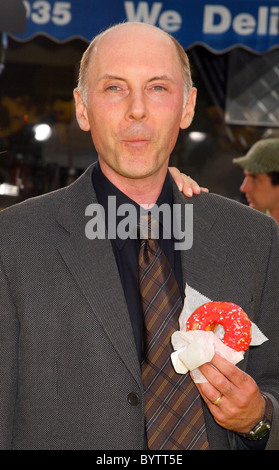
[233, 138, 279, 224]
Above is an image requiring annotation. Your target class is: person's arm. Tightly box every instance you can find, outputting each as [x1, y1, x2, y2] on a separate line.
[168, 167, 208, 197]
[194, 219, 279, 449]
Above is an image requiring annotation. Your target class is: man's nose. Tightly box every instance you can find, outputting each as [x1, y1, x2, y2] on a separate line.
[125, 90, 148, 121]
[240, 176, 250, 193]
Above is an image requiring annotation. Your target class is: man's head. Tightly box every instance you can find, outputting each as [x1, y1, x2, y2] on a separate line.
[76, 23, 193, 108]
[233, 138, 279, 215]
[73, 22, 196, 186]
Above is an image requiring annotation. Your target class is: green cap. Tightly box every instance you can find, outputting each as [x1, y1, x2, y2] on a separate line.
[233, 138, 279, 174]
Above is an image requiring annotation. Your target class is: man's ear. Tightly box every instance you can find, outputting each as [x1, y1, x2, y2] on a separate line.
[180, 87, 197, 130]
[73, 88, 90, 131]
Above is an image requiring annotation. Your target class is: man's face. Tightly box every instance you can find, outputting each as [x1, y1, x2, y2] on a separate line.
[240, 169, 279, 212]
[74, 24, 196, 183]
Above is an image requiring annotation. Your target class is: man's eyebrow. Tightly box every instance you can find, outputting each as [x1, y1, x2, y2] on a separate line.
[148, 75, 173, 82]
[98, 74, 126, 82]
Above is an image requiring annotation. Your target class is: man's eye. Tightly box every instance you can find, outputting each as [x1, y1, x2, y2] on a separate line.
[152, 85, 166, 91]
[106, 85, 120, 91]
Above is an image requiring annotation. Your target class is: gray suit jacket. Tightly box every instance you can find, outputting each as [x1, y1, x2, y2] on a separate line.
[1, 163, 279, 450]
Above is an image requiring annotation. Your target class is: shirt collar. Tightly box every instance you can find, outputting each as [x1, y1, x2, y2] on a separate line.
[92, 161, 174, 249]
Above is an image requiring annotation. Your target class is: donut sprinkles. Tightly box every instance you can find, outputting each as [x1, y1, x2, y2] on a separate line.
[186, 301, 252, 352]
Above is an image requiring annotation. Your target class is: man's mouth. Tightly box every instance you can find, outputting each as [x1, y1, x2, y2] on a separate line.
[121, 139, 150, 147]
[245, 195, 254, 205]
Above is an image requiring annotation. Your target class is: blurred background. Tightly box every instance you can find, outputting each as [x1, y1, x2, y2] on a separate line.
[1, 0, 279, 209]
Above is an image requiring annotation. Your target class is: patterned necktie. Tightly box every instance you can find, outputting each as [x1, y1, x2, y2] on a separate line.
[138, 214, 209, 450]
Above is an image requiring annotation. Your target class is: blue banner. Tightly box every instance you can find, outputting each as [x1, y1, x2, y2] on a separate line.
[11, 0, 279, 52]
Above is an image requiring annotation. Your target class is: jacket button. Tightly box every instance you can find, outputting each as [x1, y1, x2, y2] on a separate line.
[127, 392, 140, 406]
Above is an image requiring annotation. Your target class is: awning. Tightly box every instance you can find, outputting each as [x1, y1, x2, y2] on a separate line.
[7, 0, 279, 53]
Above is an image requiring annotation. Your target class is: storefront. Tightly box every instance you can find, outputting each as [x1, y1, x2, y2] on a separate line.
[1, 0, 279, 207]
[9, 0, 279, 52]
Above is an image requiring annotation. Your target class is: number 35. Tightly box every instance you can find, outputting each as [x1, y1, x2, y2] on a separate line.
[23, 1, 72, 26]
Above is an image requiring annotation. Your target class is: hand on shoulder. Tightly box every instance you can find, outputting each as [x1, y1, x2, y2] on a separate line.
[168, 166, 209, 197]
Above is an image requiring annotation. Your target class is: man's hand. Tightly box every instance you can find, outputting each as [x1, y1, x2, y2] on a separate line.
[193, 354, 266, 433]
[168, 166, 209, 197]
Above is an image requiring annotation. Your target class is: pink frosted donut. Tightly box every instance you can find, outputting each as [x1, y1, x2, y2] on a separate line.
[186, 301, 251, 352]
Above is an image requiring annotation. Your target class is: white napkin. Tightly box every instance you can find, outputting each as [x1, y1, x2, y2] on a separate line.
[171, 284, 268, 383]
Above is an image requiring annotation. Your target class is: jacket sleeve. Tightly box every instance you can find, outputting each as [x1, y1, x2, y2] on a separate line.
[245, 219, 279, 450]
[0, 255, 19, 449]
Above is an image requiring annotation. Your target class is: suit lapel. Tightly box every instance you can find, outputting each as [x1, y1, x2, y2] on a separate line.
[172, 183, 227, 302]
[56, 164, 142, 387]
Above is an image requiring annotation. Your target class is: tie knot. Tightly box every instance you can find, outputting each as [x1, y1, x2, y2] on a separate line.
[137, 213, 159, 240]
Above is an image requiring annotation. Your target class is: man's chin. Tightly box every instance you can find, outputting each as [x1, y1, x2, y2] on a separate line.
[249, 202, 264, 212]
[117, 161, 161, 180]
[119, 169, 156, 180]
